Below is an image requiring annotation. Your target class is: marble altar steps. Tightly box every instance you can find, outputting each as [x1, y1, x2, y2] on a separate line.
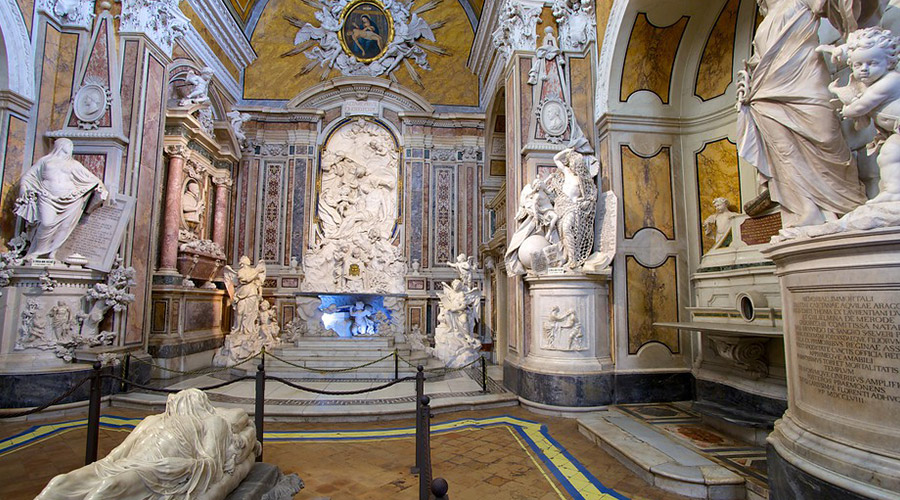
[247, 337, 443, 380]
[578, 409, 767, 500]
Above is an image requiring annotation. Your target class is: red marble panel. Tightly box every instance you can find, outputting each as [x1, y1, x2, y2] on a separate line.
[72, 153, 106, 179]
[125, 54, 165, 345]
[120, 40, 139, 138]
[34, 27, 79, 160]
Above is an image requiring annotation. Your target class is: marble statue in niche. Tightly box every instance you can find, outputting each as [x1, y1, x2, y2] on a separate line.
[735, 0, 874, 229]
[432, 253, 482, 368]
[216, 257, 280, 364]
[14, 138, 110, 261]
[821, 27, 900, 204]
[182, 179, 205, 231]
[541, 306, 586, 351]
[179, 67, 213, 107]
[36, 389, 261, 500]
[303, 119, 405, 294]
[703, 197, 740, 251]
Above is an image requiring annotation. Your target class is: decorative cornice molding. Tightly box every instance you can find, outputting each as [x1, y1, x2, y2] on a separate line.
[186, 0, 257, 69]
[180, 23, 242, 100]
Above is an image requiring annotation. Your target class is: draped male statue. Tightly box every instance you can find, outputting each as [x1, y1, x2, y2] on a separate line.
[36, 389, 259, 500]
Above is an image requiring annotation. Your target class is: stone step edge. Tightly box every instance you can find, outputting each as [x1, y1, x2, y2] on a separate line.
[577, 412, 745, 500]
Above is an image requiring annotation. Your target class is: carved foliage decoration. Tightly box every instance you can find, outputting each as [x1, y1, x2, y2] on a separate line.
[119, 0, 191, 56]
[38, 0, 95, 29]
[282, 0, 447, 86]
[492, 0, 542, 60]
[551, 0, 597, 52]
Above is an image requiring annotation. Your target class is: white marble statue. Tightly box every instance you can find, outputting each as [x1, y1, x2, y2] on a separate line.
[820, 27, 900, 204]
[447, 253, 476, 289]
[258, 300, 281, 345]
[551, 0, 596, 52]
[550, 147, 598, 268]
[541, 306, 586, 351]
[432, 278, 482, 368]
[182, 180, 204, 229]
[226, 110, 250, 145]
[36, 388, 259, 500]
[505, 177, 559, 275]
[216, 257, 277, 364]
[15, 138, 110, 261]
[349, 300, 376, 336]
[735, 0, 873, 229]
[179, 67, 213, 107]
[302, 119, 405, 294]
[703, 197, 740, 251]
[81, 258, 136, 339]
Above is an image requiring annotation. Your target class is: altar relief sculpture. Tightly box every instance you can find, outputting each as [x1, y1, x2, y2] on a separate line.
[36, 389, 262, 500]
[303, 119, 405, 294]
[735, 0, 870, 229]
[432, 254, 482, 368]
[15, 138, 110, 261]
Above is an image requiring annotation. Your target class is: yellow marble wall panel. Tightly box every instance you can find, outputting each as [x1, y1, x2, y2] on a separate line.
[0, 116, 27, 249]
[34, 27, 79, 160]
[695, 0, 739, 101]
[696, 137, 742, 253]
[181, 2, 240, 80]
[619, 13, 688, 104]
[626, 256, 679, 355]
[596, 0, 613, 50]
[245, 0, 478, 106]
[621, 145, 675, 239]
[17, 0, 34, 31]
[569, 55, 593, 150]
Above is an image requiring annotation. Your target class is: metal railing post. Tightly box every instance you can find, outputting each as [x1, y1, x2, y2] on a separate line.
[255, 350, 265, 462]
[481, 356, 487, 393]
[419, 395, 433, 500]
[394, 348, 399, 381]
[411, 365, 425, 474]
[85, 362, 102, 465]
[120, 353, 131, 393]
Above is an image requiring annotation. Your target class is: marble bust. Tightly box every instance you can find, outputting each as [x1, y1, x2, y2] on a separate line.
[36, 389, 259, 500]
[14, 138, 109, 261]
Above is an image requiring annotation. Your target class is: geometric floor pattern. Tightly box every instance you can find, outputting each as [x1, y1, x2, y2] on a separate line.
[0, 407, 694, 499]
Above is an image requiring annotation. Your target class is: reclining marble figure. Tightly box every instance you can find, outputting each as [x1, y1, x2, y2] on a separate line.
[35, 388, 259, 500]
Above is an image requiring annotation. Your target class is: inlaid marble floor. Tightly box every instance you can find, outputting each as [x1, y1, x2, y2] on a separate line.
[0, 406, 691, 500]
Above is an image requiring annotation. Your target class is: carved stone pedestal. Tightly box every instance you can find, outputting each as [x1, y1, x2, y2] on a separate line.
[148, 286, 227, 379]
[505, 272, 612, 409]
[762, 227, 900, 499]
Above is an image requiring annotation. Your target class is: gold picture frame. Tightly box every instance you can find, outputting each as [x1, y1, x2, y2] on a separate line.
[338, 0, 394, 63]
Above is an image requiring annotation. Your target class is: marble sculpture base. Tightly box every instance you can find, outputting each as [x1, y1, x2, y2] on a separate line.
[762, 227, 900, 499]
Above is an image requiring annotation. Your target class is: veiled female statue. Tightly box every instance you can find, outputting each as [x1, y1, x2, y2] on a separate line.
[736, 0, 881, 228]
[15, 138, 109, 260]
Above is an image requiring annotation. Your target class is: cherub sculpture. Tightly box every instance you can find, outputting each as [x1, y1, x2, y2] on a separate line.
[702, 197, 740, 251]
[820, 27, 900, 204]
[179, 67, 213, 107]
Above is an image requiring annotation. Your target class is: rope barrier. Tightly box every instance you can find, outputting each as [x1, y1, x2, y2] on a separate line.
[102, 374, 257, 394]
[0, 376, 92, 419]
[397, 353, 483, 374]
[267, 375, 417, 396]
[264, 350, 396, 374]
[128, 350, 262, 376]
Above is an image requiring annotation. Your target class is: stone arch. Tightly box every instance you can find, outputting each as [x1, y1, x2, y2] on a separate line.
[0, 0, 35, 103]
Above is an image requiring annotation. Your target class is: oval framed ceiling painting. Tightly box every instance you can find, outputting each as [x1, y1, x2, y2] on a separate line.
[339, 0, 394, 63]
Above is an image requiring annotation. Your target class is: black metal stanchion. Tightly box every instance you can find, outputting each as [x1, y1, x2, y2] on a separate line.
[412, 365, 425, 474]
[480, 356, 487, 393]
[255, 350, 265, 462]
[394, 348, 399, 381]
[120, 353, 131, 393]
[419, 395, 433, 500]
[85, 362, 102, 465]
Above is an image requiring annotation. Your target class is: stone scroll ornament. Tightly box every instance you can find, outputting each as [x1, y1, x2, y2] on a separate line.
[282, 0, 449, 86]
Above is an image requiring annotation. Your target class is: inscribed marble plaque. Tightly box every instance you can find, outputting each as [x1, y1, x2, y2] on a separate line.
[56, 195, 136, 272]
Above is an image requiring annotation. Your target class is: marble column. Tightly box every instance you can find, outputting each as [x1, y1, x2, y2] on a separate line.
[211, 176, 232, 249]
[160, 145, 187, 272]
